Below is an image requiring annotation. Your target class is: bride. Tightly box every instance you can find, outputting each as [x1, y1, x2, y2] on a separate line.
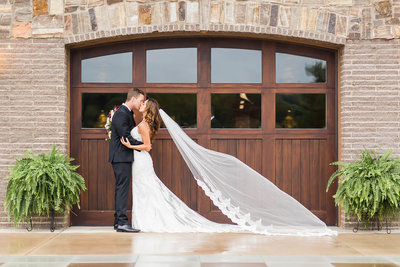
[121, 98, 336, 236]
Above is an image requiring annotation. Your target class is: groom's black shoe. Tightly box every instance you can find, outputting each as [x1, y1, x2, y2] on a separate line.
[116, 225, 141, 233]
[114, 224, 118, 230]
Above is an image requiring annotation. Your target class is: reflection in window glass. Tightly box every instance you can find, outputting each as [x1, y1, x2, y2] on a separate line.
[211, 48, 262, 83]
[82, 93, 126, 128]
[276, 94, 325, 128]
[211, 93, 261, 128]
[147, 93, 197, 128]
[276, 53, 326, 83]
[146, 48, 197, 83]
[82, 52, 132, 83]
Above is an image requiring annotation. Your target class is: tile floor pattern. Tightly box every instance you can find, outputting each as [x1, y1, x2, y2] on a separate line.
[0, 227, 399, 266]
[0, 255, 400, 266]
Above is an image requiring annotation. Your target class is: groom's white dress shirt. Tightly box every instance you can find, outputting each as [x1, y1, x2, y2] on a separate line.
[122, 103, 131, 112]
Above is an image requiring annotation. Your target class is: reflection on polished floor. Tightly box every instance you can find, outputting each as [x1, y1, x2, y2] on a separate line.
[0, 227, 399, 266]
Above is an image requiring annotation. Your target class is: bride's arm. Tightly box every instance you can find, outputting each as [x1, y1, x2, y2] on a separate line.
[120, 123, 152, 152]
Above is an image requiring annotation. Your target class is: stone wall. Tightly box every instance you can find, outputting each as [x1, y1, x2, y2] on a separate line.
[0, 0, 400, 229]
[339, 38, 400, 229]
[0, 0, 63, 38]
[0, 0, 400, 44]
[62, 0, 347, 45]
[0, 38, 68, 228]
[340, 39, 400, 161]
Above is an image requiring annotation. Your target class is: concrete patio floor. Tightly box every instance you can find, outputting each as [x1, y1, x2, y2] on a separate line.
[0, 227, 399, 266]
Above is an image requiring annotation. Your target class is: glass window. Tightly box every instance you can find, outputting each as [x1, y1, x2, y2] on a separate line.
[276, 94, 326, 129]
[211, 48, 262, 83]
[81, 52, 132, 83]
[146, 48, 197, 83]
[276, 53, 327, 83]
[146, 93, 197, 128]
[82, 93, 126, 128]
[211, 93, 261, 128]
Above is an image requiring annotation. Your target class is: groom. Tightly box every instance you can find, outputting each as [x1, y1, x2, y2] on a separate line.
[109, 88, 148, 233]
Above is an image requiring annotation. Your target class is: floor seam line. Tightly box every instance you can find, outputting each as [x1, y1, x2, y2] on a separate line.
[24, 231, 63, 256]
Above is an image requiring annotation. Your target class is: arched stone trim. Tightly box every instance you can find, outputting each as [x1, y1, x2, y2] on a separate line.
[63, 0, 349, 46]
[64, 23, 346, 46]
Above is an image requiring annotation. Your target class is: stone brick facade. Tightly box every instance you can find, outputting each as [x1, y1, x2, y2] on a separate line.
[1, 0, 400, 44]
[340, 39, 400, 161]
[339, 39, 400, 229]
[0, 38, 68, 228]
[0, 0, 400, 229]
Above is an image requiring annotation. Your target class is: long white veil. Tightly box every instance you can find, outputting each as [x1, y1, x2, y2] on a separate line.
[159, 109, 336, 236]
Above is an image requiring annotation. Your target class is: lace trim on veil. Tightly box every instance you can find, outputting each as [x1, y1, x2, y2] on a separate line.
[196, 179, 336, 236]
[196, 180, 262, 230]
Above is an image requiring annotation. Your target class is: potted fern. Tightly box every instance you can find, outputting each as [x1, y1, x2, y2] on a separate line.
[326, 149, 400, 233]
[4, 145, 86, 231]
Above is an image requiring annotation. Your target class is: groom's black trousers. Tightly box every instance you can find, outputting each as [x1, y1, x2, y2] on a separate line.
[112, 162, 131, 226]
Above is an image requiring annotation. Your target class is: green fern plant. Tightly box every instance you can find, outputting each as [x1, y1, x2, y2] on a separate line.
[326, 149, 400, 226]
[4, 145, 87, 227]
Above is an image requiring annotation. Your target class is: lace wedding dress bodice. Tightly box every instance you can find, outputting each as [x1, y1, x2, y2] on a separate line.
[131, 126, 142, 141]
[130, 126, 241, 233]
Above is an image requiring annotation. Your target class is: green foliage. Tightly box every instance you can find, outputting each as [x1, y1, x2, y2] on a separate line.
[4, 145, 87, 227]
[305, 61, 326, 83]
[326, 149, 400, 225]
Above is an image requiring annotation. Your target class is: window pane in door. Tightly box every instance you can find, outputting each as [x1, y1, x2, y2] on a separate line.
[276, 53, 327, 83]
[146, 48, 197, 83]
[276, 94, 326, 128]
[211, 48, 262, 83]
[211, 93, 261, 128]
[147, 93, 197, 128]
[82, 93, 126, 128]
[81, 52, 132, 83]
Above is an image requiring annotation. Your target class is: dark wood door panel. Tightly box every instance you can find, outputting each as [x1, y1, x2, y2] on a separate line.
[275, 138, 335, 221]
[71, 138, 132, 225]
[72, 211, 132, 226]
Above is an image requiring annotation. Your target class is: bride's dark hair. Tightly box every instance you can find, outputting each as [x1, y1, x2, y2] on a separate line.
[143, 98, 161, 141]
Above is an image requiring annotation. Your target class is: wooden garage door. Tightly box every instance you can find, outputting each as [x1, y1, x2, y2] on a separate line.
[70, 38, 338, 226]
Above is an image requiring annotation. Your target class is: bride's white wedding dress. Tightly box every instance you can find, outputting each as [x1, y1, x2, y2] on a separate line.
[130, 126, 241, 233]
[130, 110, 336, 236]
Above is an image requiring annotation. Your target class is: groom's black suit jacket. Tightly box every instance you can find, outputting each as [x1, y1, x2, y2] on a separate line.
[108, 105, 142, 163]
